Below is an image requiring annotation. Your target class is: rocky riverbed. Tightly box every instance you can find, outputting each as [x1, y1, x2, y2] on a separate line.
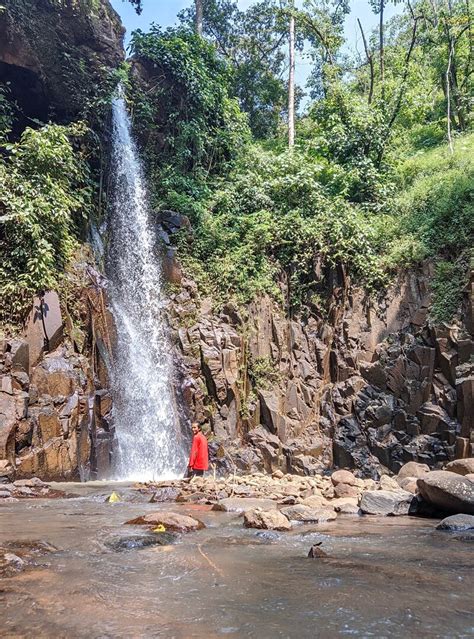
[1, 476, 473, 639]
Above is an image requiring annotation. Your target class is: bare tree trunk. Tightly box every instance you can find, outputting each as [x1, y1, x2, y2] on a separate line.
[288, 5, 295, 148]
[379, 0, 385, 102]
[195, 0, 203, 36]
[446, 40, 454, 153]
[358, 18, 374, 104]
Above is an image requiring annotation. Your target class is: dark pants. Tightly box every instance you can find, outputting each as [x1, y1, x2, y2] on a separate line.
[186, 468, 204, 478]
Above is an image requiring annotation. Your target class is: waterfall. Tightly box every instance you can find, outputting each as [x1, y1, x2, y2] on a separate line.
[106, 94, 187, 481]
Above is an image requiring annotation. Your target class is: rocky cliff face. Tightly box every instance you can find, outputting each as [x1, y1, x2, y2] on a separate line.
[0, 255, 115, 482]
[1, 230, 472, 483]
[0, 0, 124, 130]
[166, 246, 474, 479]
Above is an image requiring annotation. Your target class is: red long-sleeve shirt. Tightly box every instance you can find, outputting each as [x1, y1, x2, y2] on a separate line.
[188, 431, 209, 470]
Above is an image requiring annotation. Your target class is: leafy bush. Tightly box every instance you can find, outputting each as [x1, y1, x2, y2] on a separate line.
[388, 134, 474, 265]
[248, 356, 281, 390]
[178, 145, 384, 309]
[0, 122, 93, 322]
[430, 259, 469, 324]
[129, 26, 249, 178]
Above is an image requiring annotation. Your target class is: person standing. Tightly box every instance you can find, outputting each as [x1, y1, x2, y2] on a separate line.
[187, 422, 209, 478]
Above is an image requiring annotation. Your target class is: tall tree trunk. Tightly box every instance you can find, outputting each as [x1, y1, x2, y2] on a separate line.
[379, 0, 385, 103]
[195, 0, 203, 36]
[288, 4, 295, 148]
[446, 40, 454, 153]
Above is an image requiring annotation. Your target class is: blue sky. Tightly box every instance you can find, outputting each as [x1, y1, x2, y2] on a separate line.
[110, 0, 400, 93]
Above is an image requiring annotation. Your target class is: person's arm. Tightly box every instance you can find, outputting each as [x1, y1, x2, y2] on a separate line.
[189, 438, 197, 469]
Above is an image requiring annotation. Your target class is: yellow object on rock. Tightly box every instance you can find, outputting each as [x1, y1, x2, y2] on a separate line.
[153, 524, 166, 533]
[107, 491, 121, 503]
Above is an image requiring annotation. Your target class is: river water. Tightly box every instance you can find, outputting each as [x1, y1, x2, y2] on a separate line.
[1, 486, 473, 638]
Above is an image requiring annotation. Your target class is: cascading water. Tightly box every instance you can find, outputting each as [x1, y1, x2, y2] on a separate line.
[106, 93, 187, 481]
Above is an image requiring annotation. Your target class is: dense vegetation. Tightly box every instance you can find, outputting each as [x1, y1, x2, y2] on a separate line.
[0, 0, 472, 325]
[128, 0, 473, 318]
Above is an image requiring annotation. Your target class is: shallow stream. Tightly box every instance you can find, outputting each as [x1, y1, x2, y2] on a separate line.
[1, 483, 473, 638]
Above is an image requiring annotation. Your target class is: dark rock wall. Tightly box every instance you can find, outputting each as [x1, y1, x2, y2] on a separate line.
[168, 261, 474, 479]
[0, 0, 124, 130]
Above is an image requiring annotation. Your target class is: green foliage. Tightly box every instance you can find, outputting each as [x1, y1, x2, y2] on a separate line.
[178, 144, 384, 309]
[129, 26, 249, 177]
[387, 134, 474, 266]
[430, 259, 468, 324]
[0, 122, 93, 322]
[0, 83, 13, 143]
[179, 0, 289, 138]
[248, 356, 281, 390]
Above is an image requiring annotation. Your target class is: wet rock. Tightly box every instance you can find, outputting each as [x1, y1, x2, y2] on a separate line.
[213, 497, 277, 513]
[308, 544, 329, 558]
[417, 471, 474, 515]
[445, 458, 474, 477]
[0, 540, 57, 576]
[243, 508, 292, 531]
[125, 511, 205, 532]
[105, 532, 176, 551]
[359, 490, 414, 516]
[254, 530, 279, 542]
[0, 552, 25, 576]
[435, 514, 474, 532]
[150, 487, 181, 503]
[280, 505, 337, 523]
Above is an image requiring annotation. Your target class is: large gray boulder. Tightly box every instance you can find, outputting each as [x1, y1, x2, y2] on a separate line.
[359, 490, 414, 516]
[435, 514, 474, 531]
[417, 471, 474, 514]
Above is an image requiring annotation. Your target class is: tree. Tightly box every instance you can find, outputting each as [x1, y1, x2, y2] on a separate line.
[125, 0, 143, 14]
[179, 0, 289, 138]
[195, 0, 203, 35]
[288, 0, 296, 147]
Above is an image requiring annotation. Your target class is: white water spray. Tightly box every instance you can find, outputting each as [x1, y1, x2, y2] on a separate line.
[106, 94, 187, 481]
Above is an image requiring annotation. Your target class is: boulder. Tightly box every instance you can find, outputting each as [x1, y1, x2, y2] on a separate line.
[379, 475, 400, 491]
[445, 458, 474, 477]
[280, 505, 337, 523]
[417, 471, 474, 515]
[300, 495, 329, 509]
[105, 532, 176, 551]
[435, 514, 474, 532]
[243, 508, 292, 531]
[397, 477, 418, 494]
[335, 501, 360, 515]
[125, 511, 205, 532]
[331, 469, 356, 486]
[397, 461, 430, 481]
[359, 490, 414, 516]
[334, 483, 359, 499]
[213, 497, 277, 513]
